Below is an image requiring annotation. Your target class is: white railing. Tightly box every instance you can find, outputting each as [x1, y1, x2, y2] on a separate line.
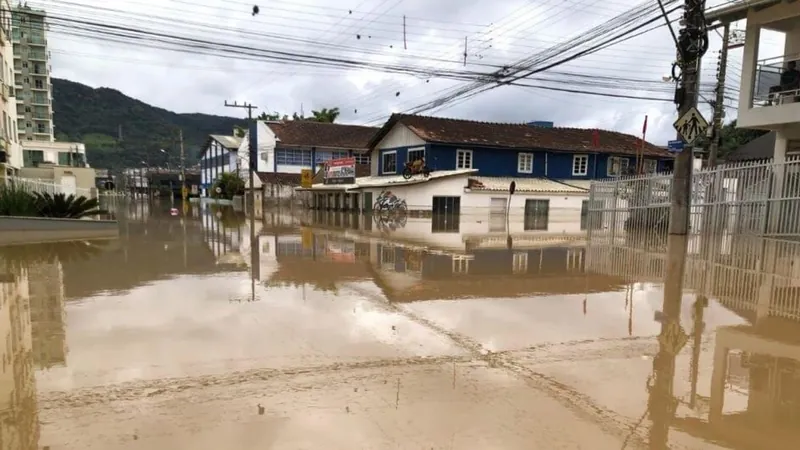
[587, 156, 800, 238]
[753, 53, 800, 106]
[3, 176, 95, 198]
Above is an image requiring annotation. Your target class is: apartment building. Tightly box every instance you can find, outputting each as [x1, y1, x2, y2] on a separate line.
[11, 4, 53, 143]
[0, 1, 22, 174]
[712, 0, 800, 158]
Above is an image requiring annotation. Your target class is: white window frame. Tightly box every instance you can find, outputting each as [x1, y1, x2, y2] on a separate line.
[572, 154, 588, 176]
[517, 152, 533, 174]
[381, 150, 397, 174]
[406, 146, 425, 162]
[456, 149, 473, 169]
[644, 159, 657, 174]
[607, 156, 630, 177]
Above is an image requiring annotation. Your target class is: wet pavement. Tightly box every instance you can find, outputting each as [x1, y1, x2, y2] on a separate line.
[1, 200, 799, 449]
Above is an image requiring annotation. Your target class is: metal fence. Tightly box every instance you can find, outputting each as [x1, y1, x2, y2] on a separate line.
[586, 156, 800, 240]
[2, 176, 93, 198]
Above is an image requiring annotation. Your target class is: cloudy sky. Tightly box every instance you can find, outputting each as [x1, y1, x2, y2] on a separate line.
[38, 0, 786, 145]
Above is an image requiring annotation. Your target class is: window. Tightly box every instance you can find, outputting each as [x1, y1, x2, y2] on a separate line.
[22, 62, 27, 69]
[572, 154, 588, 176]
[407, 146, 425, 162]
[456, 149, 472, 169]
[524, 199, 549, 231]
[580, 200, 603, 231]
[512, 252, 528, 274]
[36, 123, 45, 133]
[607, 156, 630, 177]
[314, 150, 348, 163]
[644, 159, 658, 174]
[22, 149, 44, 166]
[381, 151, 397, 173]
[353, 152, 370, 165]
[517, 152, 533, 173]
[34, 79, 43, 89]
[275, 148, 312, 166]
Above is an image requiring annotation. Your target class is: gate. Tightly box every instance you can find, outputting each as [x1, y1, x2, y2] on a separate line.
[586, 156, 800, 240]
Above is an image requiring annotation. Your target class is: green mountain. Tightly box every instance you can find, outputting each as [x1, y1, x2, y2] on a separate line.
[52, 78, 246, 169]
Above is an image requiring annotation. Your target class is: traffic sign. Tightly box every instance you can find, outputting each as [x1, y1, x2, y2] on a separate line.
[658, 321, 688, 356]
[667, 140, 684, 153]
[673, 107, 709, 146]
[300, 169, 313, 188]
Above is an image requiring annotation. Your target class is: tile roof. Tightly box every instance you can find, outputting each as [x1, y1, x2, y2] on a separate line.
[209, 135, 243, 149]
[467, 176, 590, 194]
[266, 120, 378, 149]
[369, 114, 673, 158]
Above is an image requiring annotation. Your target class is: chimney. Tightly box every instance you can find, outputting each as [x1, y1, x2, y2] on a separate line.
[526, 121, 554, 128]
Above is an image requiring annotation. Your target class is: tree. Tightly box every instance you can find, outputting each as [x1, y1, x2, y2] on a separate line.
[695, 119, 769, 159]
[311, 107, 340, 123]
[211, 172, 245, 200]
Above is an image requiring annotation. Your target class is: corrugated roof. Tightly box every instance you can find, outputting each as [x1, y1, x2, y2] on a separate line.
[266, 120, 378, 149]
[210, 135, 243, 149]
[368, 114, 673, 158]
[468, 176, 590, 194]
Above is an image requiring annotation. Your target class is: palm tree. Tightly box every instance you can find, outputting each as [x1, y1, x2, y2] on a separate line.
[311, 107, 340, 123]
[32, 193, 106, 219]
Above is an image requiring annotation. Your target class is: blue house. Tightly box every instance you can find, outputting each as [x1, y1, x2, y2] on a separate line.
[366, 114, 674, 179]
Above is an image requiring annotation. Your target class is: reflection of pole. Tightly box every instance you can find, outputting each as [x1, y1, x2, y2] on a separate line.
[689, 296, 705, 408]
[180, 129, 187, 204]
[647, 235, 688, 449]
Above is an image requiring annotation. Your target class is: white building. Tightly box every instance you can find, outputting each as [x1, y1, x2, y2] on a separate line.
[236, 120, 376, 199]
[199, 134, 242, 196]
[11, 4, 54, 143]
[20, 140, 88, 167]
[715, 0, 800, 156]
[0, 1, 22, 174]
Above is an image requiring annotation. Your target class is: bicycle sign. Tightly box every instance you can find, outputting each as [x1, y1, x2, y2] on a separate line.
[673, 107, 708, 146]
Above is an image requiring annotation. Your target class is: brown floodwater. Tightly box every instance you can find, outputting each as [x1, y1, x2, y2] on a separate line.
[1, 199, 798, 449]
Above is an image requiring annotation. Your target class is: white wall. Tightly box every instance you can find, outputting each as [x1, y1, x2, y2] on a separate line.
[358, 174, 588, 216]
[371, 124, 426, 176]
[0, 3, 21, 169]
[20, 141, 87, 166]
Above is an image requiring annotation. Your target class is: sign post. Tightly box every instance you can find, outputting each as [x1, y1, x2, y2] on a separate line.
[323, 157, 356, 185]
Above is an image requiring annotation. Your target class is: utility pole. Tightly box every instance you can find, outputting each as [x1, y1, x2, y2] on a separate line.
[707, 23, 730, 169]
[648, 1, 709, 449]
[225, 100, 260, 289]
[179, 128, 186, 204]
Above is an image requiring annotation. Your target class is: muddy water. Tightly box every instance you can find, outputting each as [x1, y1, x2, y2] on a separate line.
[1, 202, 799, 449]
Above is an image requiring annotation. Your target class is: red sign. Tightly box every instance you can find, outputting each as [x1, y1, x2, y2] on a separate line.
[324, 157, 356, 184]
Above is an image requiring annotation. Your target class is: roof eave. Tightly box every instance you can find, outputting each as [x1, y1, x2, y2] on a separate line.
[705, 0, 786, 23]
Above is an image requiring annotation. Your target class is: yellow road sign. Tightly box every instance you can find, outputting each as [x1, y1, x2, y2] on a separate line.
[673, 106, 708, 146]
[301, 227, 313, 249]
[301, 169, 313, 188]
[658, 320, 688, 356]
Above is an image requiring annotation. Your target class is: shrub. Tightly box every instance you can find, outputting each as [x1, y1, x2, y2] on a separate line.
[33, 192, 106, 219]
[211, 172, 246, 200]
[0, 182, 37, 217]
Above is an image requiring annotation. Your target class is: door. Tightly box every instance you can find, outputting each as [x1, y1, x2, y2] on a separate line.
[363, 192, 373, 212]
[489, 197, 507, 232]
[432, 196, 461, 233]
[60, 174, 77, 196]
[524, 199, 549, 231]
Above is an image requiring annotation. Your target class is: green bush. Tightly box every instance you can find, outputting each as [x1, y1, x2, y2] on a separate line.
[33, 192, 106, 219]
[211, 172, 245, 200]
[0, 182, 37, 217]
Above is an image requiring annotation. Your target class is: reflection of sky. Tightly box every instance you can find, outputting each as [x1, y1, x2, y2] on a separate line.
[401, 286, 748, 353]
[38, 274, 461, 391]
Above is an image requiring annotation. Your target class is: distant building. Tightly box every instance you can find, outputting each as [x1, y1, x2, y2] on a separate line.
[238, 120, 376, 200]
[199, 134, 242, 196]
[301, 114, 673, 216]
[11, 4, 54, 143]
[0, 1, 22, 174]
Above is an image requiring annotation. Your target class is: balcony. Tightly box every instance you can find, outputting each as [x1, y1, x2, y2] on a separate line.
[752, 54, 800, 107]
[28, 52, 46, 61]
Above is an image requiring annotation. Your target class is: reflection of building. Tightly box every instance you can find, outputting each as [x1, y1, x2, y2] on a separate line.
[0, 259, 40, 450]
[27, 261, 67, 369]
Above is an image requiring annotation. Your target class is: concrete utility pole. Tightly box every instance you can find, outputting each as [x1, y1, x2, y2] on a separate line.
[648, 1, 709, 449]
[179, 128, 186, 203]
[224, 100, 259, 211]
[707, 23, 730, 169]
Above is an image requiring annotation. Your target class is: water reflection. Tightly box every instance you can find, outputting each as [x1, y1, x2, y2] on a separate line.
[2, 202, 800, 448]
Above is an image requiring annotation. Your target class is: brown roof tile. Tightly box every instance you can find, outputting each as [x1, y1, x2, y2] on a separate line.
[266, 120, 378, 149]
[370, 114, 673, 158]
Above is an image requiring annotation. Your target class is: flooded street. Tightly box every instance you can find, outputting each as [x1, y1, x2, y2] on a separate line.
[1, 200, 798, 449]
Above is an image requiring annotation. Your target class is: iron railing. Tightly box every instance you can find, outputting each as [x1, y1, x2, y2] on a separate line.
[753, 53, 800, 106]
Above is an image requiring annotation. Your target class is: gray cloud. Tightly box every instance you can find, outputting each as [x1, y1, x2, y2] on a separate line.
[43, 0, 783, 145]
